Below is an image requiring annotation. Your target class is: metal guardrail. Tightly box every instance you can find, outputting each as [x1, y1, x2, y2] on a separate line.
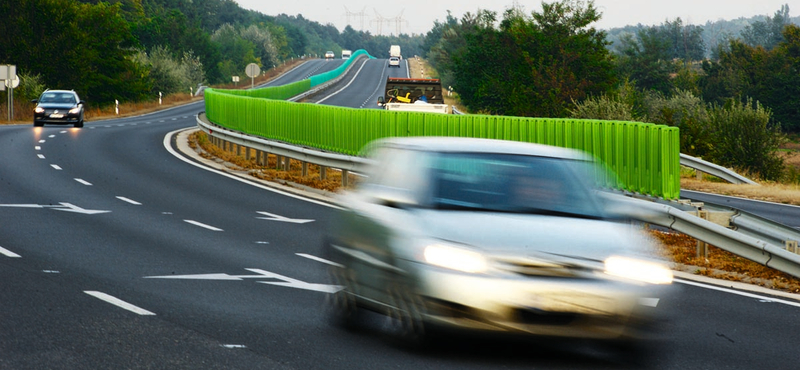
[680, 153, 758, 185]
[195, 112, 800, 279]
[605, 192, 800, 279]
[196, 113, 372, 174]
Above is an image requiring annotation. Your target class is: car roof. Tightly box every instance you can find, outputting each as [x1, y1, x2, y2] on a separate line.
[44, 90, 76, 94]
[366, 136, 591, 161]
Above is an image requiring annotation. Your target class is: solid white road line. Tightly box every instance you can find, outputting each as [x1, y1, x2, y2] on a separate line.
[0, 246, 21, 258]
[74, 178, 92, 186]
[116, 196, 142, 205]
[184, 220, 223, 231]
[676, 278, 800, 308]
[83, 291, 156, 315]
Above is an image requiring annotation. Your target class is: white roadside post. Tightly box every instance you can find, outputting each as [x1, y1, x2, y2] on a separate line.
[159, 92, 162, 105]
[115, 99, 119, 115]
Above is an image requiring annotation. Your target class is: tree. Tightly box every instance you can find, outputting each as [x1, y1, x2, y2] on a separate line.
[449, 0, 615, 117]
[742, 4, 791, 50]
[614, 26, 676, 94]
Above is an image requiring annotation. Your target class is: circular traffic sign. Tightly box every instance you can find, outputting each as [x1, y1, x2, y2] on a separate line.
[5, 76, 19, 88]
[245, 63, 260, 78]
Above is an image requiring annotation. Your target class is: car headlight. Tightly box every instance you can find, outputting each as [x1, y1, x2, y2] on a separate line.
[604, 256, 673, 285]
[69, 107, 82, 114]
[34, 107, 44, 113]
[423, 244, 487, 273]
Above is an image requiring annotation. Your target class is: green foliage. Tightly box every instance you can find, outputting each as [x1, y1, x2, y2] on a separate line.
[568, 94, 635, 121]
[614, 26, 678, 94]
[16, 73, 47, 101]
[643, 90, 712, 157]
[0, 0, 152, 105]
[700, 25, 800, 132]
[707, 98, 786, 180]
[134, 46, 205, 95]
[447, 0, 615, 117]
[742, 5, 791, 50]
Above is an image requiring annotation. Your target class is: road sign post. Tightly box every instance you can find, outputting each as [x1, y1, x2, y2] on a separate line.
[245, 63, 260, 89]
[1, 65, 17, 121]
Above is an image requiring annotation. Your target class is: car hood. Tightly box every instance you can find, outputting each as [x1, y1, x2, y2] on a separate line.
[409, 209, 656, 263]
[37, 103, 79, 109]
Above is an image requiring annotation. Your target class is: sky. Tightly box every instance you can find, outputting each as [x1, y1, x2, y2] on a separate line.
[232, 0, 792, 35]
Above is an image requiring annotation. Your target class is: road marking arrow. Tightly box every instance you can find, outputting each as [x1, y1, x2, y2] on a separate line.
[143, 268, 342, 293]
[0, 202, 110, 215]
[246, 268, 341, 293]
[255, 211, 314, 224]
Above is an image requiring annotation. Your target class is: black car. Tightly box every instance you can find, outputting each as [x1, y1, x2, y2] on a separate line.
[32, 90, 85, 128]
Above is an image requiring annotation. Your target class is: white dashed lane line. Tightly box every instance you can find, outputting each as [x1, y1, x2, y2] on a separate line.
[296, 253, 342, 267]
[74, 178, 92, 186]
[0, 246, 21, 258]
[84, 291, 156, 315]
[37, 154, 45, 159]
[50, 164, 62, 170]
[116, 196, 142, 205]
[184, 220, 223, 231]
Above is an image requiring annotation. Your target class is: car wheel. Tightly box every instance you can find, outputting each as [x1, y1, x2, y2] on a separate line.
[385, 283, 428, 347]
[325, 265, 360, 329]
[75, 120, 84, 128]
[33, 121, 43, 127]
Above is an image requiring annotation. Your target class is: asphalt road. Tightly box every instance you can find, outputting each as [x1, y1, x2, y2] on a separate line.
[1, 58, 799, 369]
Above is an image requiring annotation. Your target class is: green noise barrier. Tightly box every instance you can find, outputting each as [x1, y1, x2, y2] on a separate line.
[202, 53, 680, 199]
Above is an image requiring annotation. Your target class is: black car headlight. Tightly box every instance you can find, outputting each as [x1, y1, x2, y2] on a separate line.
[424, 244, 487, 273]
[69, 107, 82, 114]
[34, 107, 45, 114]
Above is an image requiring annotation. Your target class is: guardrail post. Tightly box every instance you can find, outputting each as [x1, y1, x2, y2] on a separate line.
[320, 166, 327, 180]
[342, 170, 349, 187]
[787, 240, 799, 254]
[284, 157, 291, 171]
[276, 155, 283, 170]
[244, 146, 251, 161]
[302, 162, 308, 177]
[697, 209, 710, 259]
[696, 169, 704, 180]
[235, 144, 241, 157]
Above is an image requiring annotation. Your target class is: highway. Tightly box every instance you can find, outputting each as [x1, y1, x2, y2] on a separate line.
[1, 57, 799, 369]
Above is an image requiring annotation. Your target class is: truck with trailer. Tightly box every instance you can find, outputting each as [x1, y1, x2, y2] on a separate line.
[377, 77, 449, 114]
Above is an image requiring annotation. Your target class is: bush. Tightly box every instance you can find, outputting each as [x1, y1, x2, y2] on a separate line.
[569, 94, 635, 121]
[643, 89, 712, 157]
[707, 98, 786, 181]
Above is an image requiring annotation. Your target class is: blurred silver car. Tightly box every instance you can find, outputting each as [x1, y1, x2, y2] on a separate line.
[324, 137, 673, 348]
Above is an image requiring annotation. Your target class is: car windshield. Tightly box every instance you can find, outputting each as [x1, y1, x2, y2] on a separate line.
[40, 93, 75, 104]
[427, 152, 607, 219]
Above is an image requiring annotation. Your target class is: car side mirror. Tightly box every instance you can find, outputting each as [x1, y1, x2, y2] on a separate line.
[79, 100, 86, 105]
[31, 99, 38, 103]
